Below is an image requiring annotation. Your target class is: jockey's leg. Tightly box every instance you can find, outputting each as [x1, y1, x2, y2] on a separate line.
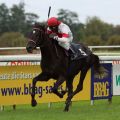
[68, 47, 78, 60]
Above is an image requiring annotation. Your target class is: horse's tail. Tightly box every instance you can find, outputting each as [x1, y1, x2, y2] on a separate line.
[92, 54, 101, 73]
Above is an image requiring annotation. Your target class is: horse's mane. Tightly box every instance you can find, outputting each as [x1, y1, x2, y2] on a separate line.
[33, 22, 46, 31]
[33, 22, 66, 58]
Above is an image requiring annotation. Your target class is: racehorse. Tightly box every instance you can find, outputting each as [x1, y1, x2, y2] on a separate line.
[26, 23, 101, 111]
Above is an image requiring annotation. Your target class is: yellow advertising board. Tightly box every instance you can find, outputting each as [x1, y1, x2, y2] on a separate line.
[0, 65, 91, 105]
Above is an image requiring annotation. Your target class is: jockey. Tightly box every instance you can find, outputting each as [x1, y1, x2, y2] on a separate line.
[47, 17, 77, 60]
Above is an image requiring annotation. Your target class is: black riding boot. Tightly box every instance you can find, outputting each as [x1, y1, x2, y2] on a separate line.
[68, 48, 78, 60]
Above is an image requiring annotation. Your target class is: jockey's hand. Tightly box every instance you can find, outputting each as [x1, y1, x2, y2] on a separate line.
[53, 36, 58, 40]
[49, 33, 57, 39]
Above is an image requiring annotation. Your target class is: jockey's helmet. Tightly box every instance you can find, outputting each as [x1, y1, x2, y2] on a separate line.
[47, 17, 61, 27]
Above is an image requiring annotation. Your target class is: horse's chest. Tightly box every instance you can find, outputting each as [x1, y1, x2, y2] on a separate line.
[41, 62, 66, 75]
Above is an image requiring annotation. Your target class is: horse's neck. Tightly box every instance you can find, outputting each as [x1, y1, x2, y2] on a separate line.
[40, 39, 66, 62]
[40, 44, 55, 61]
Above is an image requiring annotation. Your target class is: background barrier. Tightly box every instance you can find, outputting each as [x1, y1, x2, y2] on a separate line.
[0, 55, 118, 106]
[0, 62, 91, 105]
[0, 46, 120, 110]
[91, 63, 112, 100]
[113, 64, 120, 95]
[0, 55, 120, 62]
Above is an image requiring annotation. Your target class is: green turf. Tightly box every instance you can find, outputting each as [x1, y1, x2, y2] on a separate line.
[0, 96, 120, 120]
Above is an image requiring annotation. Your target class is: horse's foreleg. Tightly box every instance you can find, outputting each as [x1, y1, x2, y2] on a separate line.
[31, 73, 50, 107]
[64, 77, 74, 112]
[31, 76, 37, 107]
[52, 76, 65, 98]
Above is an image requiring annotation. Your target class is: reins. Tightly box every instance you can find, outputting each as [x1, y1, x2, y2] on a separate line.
[53, 41, 60, 58]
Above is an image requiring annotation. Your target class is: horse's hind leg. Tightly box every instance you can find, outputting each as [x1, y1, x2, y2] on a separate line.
[65, 68, 89, 111]
[64, 77, 74, 111]
[52, 76, 66, 98]
[31, 72, 50, 107]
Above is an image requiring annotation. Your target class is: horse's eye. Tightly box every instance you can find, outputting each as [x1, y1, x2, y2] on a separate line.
[33, 30, 36, 34]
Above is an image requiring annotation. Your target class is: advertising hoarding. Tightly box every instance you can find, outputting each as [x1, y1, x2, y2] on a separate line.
[0, 64, 90, 105]
[91, 63, 112, 100]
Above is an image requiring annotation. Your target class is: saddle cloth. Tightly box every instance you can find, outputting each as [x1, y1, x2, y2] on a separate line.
[70, 43, 92, 60]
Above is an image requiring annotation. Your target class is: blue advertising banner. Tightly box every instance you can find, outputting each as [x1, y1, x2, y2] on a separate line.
[91, 63, 112, 100]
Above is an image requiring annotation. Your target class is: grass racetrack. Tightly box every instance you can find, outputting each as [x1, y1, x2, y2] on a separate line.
[0, 96, 120, 120]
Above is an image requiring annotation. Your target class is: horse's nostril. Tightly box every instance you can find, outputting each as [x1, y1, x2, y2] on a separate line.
[26, 47, 33, 53]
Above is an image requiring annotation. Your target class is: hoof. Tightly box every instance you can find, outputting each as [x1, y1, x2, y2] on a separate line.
[64, 107, 69, 112]
[55, 93, 63, 98]
[64, 108, 69, 112]
[31, 99, 37, 107]
[52, 89, 63, 98]
[61, 91, 66, 96]
[59, 94, 64, 98]
[64, 100, 72, 112]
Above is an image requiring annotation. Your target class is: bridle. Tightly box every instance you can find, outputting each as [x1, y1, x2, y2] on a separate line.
[33, 27, 59, 57]
[28, 39, 36, 45]
[28, 25, 60, 58]
[28, 27, 45, 47]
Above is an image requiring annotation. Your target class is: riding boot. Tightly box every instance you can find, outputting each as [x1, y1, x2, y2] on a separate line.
[68, 47, 78, 60]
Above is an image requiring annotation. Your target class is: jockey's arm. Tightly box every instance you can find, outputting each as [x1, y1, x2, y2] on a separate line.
[47, 24, 73, 43]
[57, 34, 70, 43]
[46, 28, 58, 39]
[46, 28, 52, 34]
[57, 25, 73, 43]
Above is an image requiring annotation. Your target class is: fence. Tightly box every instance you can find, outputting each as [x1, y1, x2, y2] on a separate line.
[0, 45, 120, 57]
[0, 55, 120, 61]
[0, 46, 120, 111]
[0, 45, 120, 50]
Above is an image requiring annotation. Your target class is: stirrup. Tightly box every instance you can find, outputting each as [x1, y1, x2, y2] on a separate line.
[70, 47, 75, 54]
[70, 54, 78, 60]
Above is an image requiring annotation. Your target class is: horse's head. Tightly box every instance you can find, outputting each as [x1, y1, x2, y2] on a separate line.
[26, 22, 46, 53]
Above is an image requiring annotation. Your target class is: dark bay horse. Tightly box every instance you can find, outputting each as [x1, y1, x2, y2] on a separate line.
[26, 23, 101, 111]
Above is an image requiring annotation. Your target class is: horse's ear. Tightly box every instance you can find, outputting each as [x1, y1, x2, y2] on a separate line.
[33, 22, 40, 27]
[39, 23, 46, 28]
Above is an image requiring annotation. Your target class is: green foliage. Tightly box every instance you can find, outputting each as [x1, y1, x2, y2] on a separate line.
[57, 9, 79, 25]
[85, 16, 113, 41]
[84, 35, 102, 46]
[113, 25, 120, 35]
[0, 96, 120, 120]
[0, 3, 10, 34]
[0, 2, 120, 46]
[0, 32, 26, 47]
[107, 35, 120, 45]
[9, 3, 26, 33]
[57, 9, 84, 42]
[0, 2, 39, 36]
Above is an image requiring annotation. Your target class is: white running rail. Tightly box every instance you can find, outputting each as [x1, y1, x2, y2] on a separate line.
[0, 46, 120, 50]
[0, 46, 120, 61]
[0, 55, 120, 61]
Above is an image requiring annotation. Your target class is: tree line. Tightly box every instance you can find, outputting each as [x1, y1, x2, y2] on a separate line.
[0, 2, 120, 47]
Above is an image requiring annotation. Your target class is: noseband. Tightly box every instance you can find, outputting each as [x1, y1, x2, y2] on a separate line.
[28, 27, 44, 47]
[28, 39, 36, 45]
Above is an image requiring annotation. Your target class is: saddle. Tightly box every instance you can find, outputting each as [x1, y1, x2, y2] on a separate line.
[52, 38, 92, 61]
[69, 43, 92, 60]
